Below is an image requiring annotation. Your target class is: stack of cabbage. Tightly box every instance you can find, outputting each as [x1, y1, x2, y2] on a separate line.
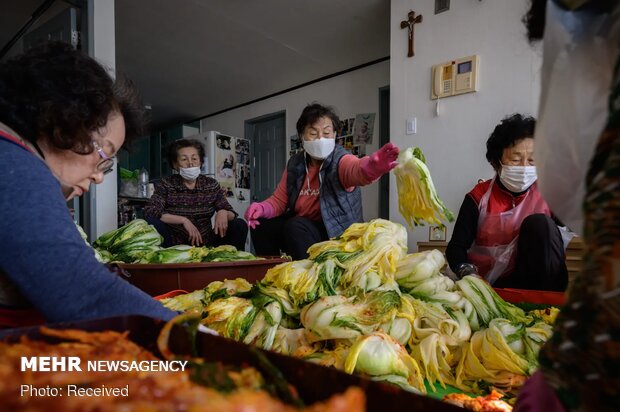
[394, 147, 454, 228]
[161, 219, 556, 397]
[75, 222, 107, 263]
[93, 219, 258, 264]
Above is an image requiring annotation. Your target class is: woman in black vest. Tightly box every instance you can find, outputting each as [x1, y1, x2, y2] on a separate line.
[244, 103, 399, 260]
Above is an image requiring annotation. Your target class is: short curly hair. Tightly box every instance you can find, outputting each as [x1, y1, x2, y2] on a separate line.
[167, 138, 205, 169]
[296, 103, 341, 137]
[0, 42, 147, 154]
[486, 113, 536, 171]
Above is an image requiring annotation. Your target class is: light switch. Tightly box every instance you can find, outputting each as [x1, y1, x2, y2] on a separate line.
[406, 117, 417, 135]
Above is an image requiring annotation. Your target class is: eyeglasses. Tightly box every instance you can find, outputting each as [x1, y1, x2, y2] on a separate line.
[92, 141, 116, 175]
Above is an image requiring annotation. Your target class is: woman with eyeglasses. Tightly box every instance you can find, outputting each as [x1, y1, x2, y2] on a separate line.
[0, 42, 175, 328]
[244, 103, 399, 260]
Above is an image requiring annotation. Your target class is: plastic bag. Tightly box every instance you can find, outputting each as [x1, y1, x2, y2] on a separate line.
[534, 1, 620, 235]
[119, 167, 140, 197]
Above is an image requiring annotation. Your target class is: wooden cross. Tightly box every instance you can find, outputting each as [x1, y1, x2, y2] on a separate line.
[400, 11, 423, 57]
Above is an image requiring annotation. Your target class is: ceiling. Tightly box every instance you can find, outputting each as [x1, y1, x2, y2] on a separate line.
[1, 0, 390, 130]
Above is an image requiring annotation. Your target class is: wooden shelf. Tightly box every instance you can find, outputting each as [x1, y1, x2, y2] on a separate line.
[417, 241, 448, 253]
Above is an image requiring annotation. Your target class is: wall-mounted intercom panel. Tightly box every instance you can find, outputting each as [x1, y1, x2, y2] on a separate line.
[431, 55, 479, 100]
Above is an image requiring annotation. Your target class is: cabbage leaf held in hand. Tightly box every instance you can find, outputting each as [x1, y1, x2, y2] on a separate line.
[394, 147, 454, 228]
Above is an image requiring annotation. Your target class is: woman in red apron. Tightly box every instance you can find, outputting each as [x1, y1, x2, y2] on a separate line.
[446, 114, 573, 291]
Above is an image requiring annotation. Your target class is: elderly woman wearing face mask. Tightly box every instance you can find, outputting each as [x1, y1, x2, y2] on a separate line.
[244, 103, 399, 260]
[446, 114, 572, 291]
[144, 139, 248, 249]
[0, 42, 175, 327]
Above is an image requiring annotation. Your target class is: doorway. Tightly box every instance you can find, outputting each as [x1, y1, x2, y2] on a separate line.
[378, 86, 390, 219]
[245, 112, 286, 202]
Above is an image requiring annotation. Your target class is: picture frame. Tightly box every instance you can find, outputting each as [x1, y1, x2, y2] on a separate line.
[344, 135, 353, 149]
[235, 138, 250, 154]
[353, 113, 375, 145]
[429, 225, 447, 242]
[216, 134, 232, 150]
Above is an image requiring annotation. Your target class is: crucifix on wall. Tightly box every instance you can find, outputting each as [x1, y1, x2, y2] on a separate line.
[400, 10, 423, 57]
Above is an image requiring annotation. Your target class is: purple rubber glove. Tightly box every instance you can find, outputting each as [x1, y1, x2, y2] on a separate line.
[360, 142, 400, 181]
[244, 201, 275, 229]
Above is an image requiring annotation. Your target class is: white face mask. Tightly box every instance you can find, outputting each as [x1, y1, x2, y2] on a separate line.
[499, 165, 537, 193]
[179, 166, 201, 181]
[303, 138, 335, 160]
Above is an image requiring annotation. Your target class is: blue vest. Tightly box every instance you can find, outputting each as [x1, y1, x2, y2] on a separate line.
[286, 145, 363, 238]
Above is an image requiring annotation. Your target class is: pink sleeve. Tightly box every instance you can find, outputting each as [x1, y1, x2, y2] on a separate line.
[338, 154, 373, 191]
[263, 169, 289, 216]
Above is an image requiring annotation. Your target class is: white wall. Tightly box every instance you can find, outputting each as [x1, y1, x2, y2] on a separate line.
[201, 61, 390, 220]
[390, 0, 542, 251]
[88, 0, 118, 239]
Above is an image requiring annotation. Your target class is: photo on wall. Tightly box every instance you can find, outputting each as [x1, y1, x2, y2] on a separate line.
[221, 184, 235, 199]
[237, 152, 248, 166]
[235, 138, 250, 155]
[339, 120, 347, 136]
[290, 134, 304, 157]
[216, 134, 233, 150]
[351, 145, 366, 158]
[353, 113, 375, 145]
[236, 163, 250, 189]
[236, 188, 250, 203]
[344, 135, 354, 149]
[429, 225, 447, 242]
[339, 117, 355, 136]
[234, 136, 251, 191]
[216, 149, 235, 186]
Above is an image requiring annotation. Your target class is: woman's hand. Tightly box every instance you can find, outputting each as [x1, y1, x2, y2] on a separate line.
[214, 209, 229, 238]
[182, 218, 203, 246]
[361, 142, 400, 181]
[244, 203, 264, 229]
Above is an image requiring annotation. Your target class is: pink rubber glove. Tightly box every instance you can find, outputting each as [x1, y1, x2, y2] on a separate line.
[360, 142, 400, 181]
[244, 201, 275, 229]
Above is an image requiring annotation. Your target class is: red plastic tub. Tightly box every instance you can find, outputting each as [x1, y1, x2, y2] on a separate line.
[119, 257, 288, 296]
